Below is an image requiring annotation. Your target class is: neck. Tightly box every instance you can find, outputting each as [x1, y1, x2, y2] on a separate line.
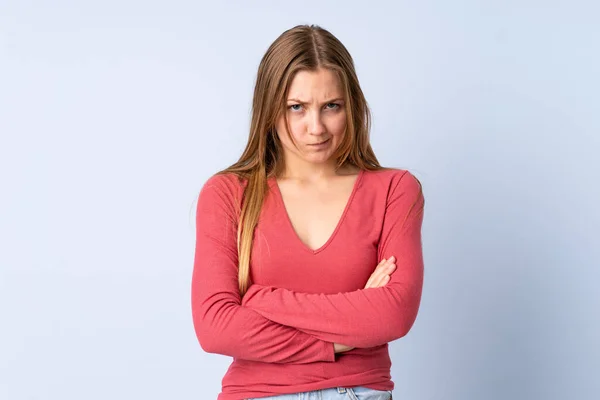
[278, 156, 355, 182]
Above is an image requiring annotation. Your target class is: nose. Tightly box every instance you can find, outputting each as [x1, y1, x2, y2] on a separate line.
[307, 109, 327, 136]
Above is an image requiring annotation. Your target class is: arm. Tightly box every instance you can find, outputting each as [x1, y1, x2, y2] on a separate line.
[241, 171, 425, 348]
[191, 174, 335, 364]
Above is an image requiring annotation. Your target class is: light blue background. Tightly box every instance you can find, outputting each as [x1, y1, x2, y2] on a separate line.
[1, 1, 598, 399]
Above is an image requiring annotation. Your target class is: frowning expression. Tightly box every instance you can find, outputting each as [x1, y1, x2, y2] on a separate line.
[275, 68, 347, 166]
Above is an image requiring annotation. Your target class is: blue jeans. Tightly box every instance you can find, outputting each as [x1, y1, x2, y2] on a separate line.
[247, 386, 392, 399]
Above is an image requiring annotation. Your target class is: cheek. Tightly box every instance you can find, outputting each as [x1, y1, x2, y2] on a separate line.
[276, 119, 300, 148]
[283, 119, 305, 143]
[329, 114, 347, 137]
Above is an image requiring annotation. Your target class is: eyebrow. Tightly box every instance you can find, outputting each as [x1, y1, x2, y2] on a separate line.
[286, 97, 345, 104]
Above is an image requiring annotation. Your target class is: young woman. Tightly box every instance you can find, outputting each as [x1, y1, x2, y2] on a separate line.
[191, 24, 425, 400]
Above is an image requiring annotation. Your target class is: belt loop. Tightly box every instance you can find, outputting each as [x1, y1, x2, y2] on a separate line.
[337, 387, 347, 394]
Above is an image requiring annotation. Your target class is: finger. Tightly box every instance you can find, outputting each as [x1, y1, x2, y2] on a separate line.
[373, 269, 391, 288]
[375, 272, 392, 288]
[370, 262, 396, 288]
[365, 258, 396, 289]
[365, 259, 388, 288]
[365, 259, 386, 288]
[387, 262, 397, 273]
[368, 267, 388, 289]
[381, 274, 391, 286]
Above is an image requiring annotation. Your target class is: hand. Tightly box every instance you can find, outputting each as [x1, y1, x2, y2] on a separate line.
[333, 257, 396, 354]
[334, 343, 354, 353]
[364, 256, 396, 289]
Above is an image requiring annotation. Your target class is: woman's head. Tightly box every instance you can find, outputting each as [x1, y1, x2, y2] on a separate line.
[229, 24, 380, 177]
[275, 67, 347, 171]
[221, 24, 382, 295]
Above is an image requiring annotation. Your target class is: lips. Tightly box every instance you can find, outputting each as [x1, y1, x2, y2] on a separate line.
[309, 138, 330, 146]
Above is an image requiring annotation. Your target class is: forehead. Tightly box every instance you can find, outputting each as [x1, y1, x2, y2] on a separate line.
[287, 68, 343, 100]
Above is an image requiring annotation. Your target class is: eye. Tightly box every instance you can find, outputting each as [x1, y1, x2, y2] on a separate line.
[288, 103, 341, 112]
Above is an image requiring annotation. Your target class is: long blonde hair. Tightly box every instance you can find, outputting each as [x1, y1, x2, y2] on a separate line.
[216, 24, 400, 295]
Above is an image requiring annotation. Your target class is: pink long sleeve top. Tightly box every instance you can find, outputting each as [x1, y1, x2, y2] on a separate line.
[191, 168, 425, 400]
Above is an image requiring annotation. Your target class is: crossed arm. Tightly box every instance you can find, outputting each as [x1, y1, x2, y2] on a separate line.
[191, 176, 335, 364]
[241, 171, 425, 348]
[191, 171, 424, 362]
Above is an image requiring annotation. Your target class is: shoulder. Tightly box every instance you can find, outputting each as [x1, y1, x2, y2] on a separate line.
[363, 167, 423, 199]
[201, 172, 246, 196]
[365, 168, 425, 226]
[197, 172, 247, 214]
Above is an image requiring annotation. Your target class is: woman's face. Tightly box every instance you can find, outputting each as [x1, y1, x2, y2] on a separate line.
[275, 68, 347, 168]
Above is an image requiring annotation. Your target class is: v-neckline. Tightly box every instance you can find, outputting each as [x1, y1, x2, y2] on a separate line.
[270, 169, 365, 255]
